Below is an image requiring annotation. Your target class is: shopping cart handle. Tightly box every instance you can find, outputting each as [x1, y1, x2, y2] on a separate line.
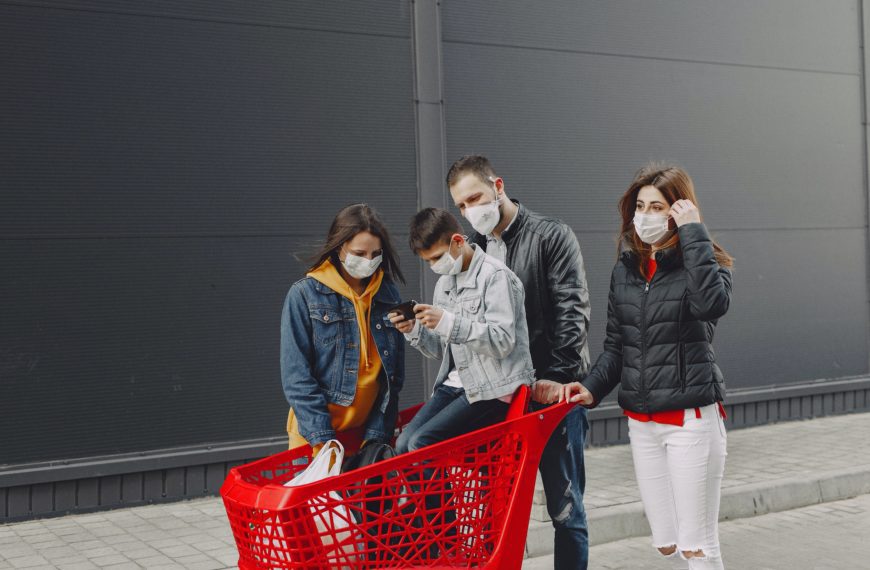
[505, 384, 531, 421]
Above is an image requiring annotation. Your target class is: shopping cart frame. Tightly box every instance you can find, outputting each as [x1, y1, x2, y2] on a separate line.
[221, 388, 575, 569]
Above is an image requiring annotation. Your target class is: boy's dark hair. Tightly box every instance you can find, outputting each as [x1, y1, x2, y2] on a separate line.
[446, 154, 498, 188]
[409, 208, 463, 254]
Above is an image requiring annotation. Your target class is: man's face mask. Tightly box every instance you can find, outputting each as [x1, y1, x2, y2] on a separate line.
[463, 181, 501, 235]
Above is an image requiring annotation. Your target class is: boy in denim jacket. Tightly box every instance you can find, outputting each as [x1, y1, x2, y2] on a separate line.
[391, 208, 534, 453]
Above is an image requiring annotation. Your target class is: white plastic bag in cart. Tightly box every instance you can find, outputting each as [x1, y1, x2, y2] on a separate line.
[283, 440, 359, 567]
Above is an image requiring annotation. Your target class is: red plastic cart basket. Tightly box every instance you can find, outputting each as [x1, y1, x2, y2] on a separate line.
[221, 387, 575, 569]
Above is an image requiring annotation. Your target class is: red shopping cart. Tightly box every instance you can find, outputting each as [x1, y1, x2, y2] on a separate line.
[221, 386, 575, 569]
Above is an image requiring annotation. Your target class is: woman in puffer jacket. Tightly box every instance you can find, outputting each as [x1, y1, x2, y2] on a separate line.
[557, 163, 734, 570]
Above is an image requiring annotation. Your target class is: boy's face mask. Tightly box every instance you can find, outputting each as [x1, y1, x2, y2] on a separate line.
[430, 235, 465, 276]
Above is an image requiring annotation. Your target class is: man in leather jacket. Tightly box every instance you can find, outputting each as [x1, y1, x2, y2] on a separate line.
[447, 155, 592, 570]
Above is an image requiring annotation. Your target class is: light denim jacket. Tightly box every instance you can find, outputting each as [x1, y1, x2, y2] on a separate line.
[280, 276, 405, 446]
[407, 245, 535, 402]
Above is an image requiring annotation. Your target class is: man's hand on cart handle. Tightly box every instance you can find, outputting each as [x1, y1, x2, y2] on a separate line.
[531, 379, 564, 404]
[560, 382, 594, 405]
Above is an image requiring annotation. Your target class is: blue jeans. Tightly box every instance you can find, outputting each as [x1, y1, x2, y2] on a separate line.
[536, 403, 589, 570]
[396, 384, 509, 454]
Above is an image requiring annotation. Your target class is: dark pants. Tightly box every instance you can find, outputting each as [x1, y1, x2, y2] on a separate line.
[536, 403, 589, 570]
[396, 384, 509, 454]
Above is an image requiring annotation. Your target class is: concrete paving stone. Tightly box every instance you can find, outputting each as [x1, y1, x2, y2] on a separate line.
[7, 522, 43, 532]
[71, 540, 109, 552]
[136, 556, 184, 570]
[80, 546, 118, 559]
[53, 527, 91, 537]
[0, 544, 37, 559]
[143, 538, 184, 549]
[131, 509, 166, 520]
[184, 560, 226, 570]
[157, 544, 200, 558]
[21, 535, 66, 548]
[189, 520, 226, 531]
[88, 554, 130, 567]
[86, 527, 129, 539]
[6, 556, 51, 569]
[188, 538, 231, 552]
[55, 562, 100, 570]
[172, 553, 217, 565]
[99, 534, 140, 546]
[129, 555, 175, 567]
[71, 515, 106, 524]
[121, 530, 170, 544]
[121, 546, 162, 560]
[148, 516, 190, 528]
[63, 532, 100, 543]
[208, 552, 239, 567]
[36, 545, 80, 560]
[100, 564, 141, 570]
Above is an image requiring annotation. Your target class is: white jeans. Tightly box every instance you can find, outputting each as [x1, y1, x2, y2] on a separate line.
[628, 403, 727, 569]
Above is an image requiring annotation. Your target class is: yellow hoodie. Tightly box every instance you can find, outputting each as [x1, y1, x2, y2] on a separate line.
[286, 259, 384, 450]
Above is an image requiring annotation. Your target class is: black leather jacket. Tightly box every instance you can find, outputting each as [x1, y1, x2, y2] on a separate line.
[471, 201, 590, 382]
[582, 223, 732, 413]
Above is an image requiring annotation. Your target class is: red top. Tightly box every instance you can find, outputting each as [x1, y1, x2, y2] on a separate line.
[622, 257, 727, 426]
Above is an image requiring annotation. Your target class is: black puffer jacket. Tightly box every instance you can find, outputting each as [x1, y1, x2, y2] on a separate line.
[471, 201, 591, 382]
[582, 223, 732, 413]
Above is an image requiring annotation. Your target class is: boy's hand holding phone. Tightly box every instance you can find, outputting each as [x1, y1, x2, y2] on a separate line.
[413, 303, 444, 330]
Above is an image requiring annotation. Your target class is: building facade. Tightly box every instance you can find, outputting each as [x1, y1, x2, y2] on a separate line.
[2, 0, 868, 520]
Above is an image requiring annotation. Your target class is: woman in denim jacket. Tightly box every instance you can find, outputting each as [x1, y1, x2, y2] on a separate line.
[281, 204, 406, 453]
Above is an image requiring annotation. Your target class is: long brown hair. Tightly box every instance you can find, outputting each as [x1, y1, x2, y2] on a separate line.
[617, 163, 733, 277]
[309, 203, 405, 284]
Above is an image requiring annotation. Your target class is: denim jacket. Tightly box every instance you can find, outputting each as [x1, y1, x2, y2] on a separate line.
[407, 245, 535, 402]
[280, 276, 405, 445]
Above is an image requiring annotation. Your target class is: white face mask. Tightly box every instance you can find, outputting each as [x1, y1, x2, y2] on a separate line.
[633, 213, 671, 245]
[430, 239, 465, 276]
[341, 251, 382, 279]
[463, 188, 502, 235]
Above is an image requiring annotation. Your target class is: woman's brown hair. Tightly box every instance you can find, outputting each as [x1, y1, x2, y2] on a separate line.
[308, 203, 405, 284]
[617, 163, 733, 277]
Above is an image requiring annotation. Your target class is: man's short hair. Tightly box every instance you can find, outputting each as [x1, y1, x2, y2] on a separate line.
[409, 208, 463, 254]
[446, 154, 497, 188]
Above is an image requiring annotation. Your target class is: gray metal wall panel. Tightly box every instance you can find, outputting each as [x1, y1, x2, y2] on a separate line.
[0, 4, 416, 238]
[442, 0, 860, 75]
[0, 236, 423, 464]
[6, 0, 412, 37]
[443, 44, 865, 232]
[712, 229, 870, 387]
[0, 2, 424, 465]
[442, 4, 869, 395]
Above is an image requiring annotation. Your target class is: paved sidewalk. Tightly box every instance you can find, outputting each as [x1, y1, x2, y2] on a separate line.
[524, 493, 870, 569]
[0, 412, 868, 569]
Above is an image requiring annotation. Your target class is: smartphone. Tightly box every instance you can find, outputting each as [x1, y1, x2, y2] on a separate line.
[386, 299, 418, 322]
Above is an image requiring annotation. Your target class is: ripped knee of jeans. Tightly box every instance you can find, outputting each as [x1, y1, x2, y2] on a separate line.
[656, 544, 677, 557]
[680, 548, 707, 560]
[549, 481, 575, 524]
